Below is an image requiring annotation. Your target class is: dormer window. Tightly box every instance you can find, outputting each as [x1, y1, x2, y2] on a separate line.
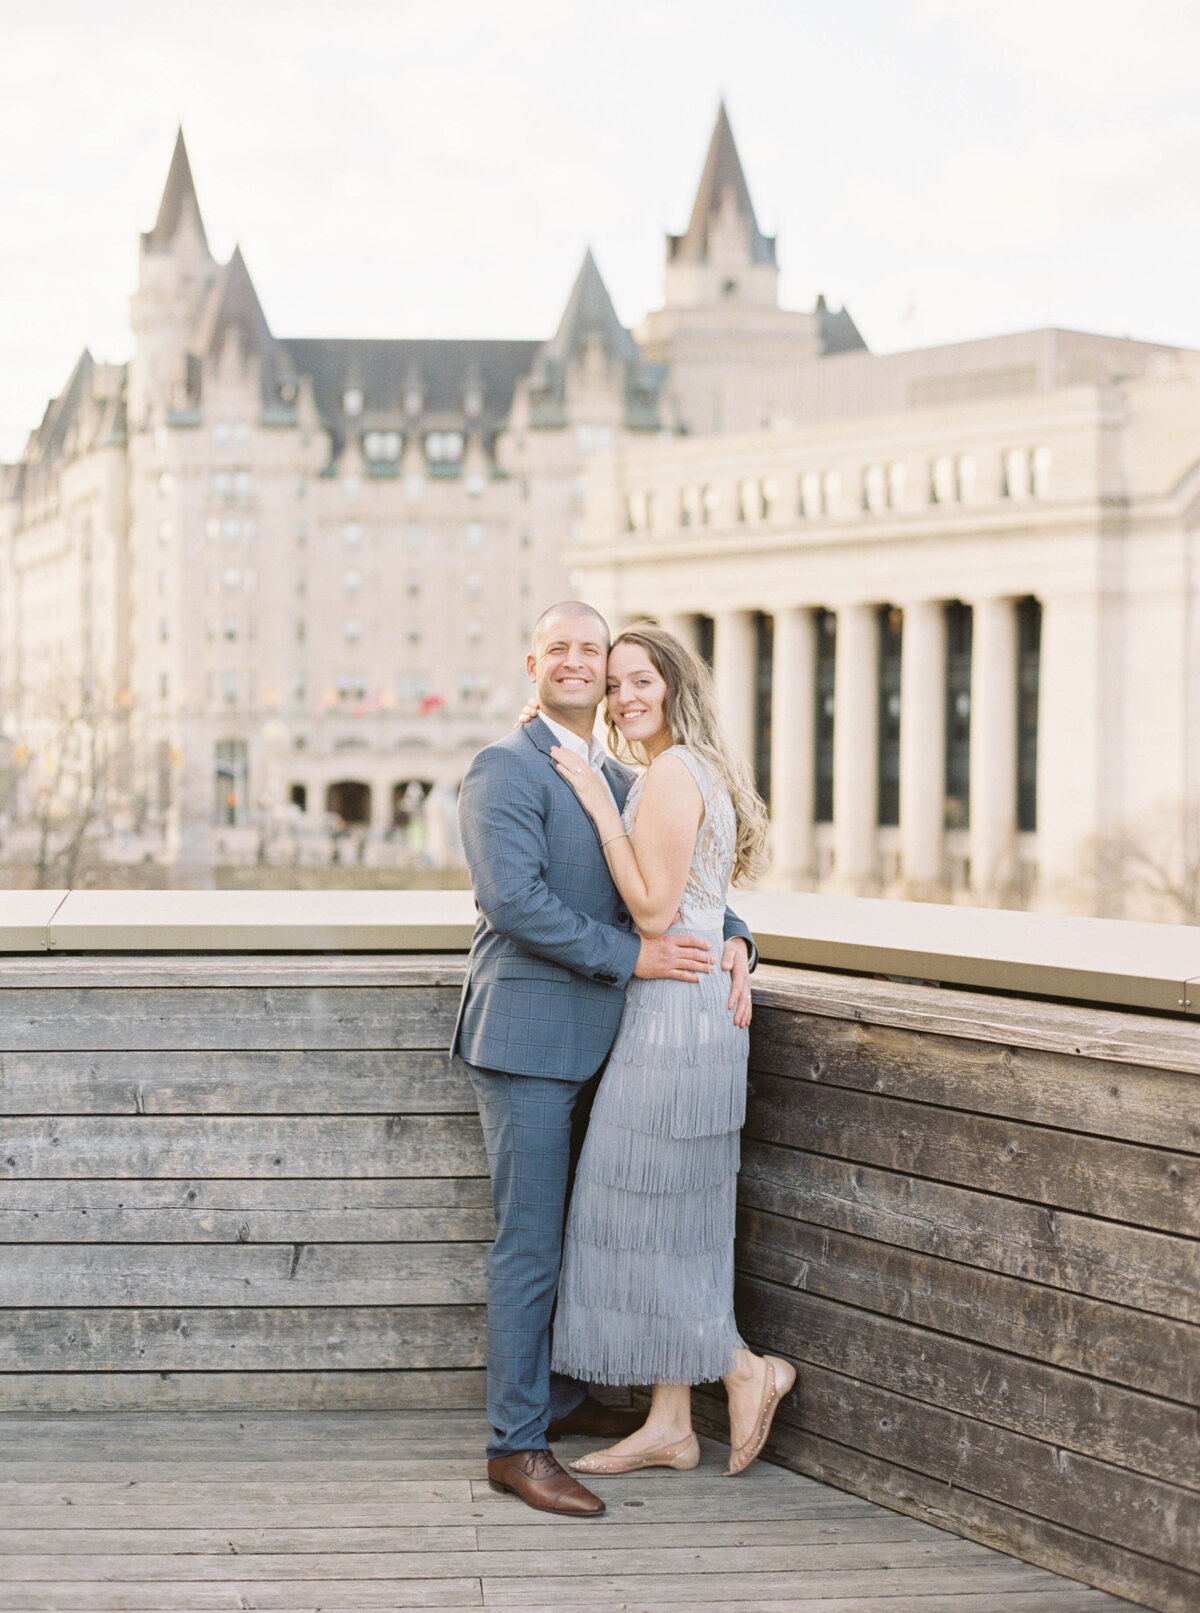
[343, 389, 364, 417]
[405, 388, 423, 417]
[364, 430, 402, 461]
[426, 431, 464, 464]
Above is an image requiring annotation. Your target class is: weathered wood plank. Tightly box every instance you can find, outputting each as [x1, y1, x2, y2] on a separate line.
[0, 1205, 495, 1243]
[735, 1207, 1200, 1404]
[732, 1270, 1200, 1488]
[0, 1369, 486, 1414]
[0, 1543, 1115, 1582]
[744, 1071, 1200, 1236]
[732, 1334, 1200, 1574]
[0, 1305, 486, 1372]
[752, 1007, 1200, 1153]
[0, 1242, 487, 1307]
[0, 1049, 475, 1115]
[0, 987, 460, 1050]
[0, 955, 469, 989]
[740, 1141, 1200, 1324]
[0, 1114, 487, 1179]
[692, 1395, 1185, 1613]
[749, 963, 1200, 1076]
[0, 1176, 492, 1212]
[0, 1583, 482, 1611]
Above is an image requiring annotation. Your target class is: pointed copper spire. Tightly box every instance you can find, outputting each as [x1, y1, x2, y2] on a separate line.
[145, 128, 209, 253]
[670, 102, 775, 266]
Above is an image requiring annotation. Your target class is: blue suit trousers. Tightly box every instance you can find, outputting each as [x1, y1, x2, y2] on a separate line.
[466, 1063, 598, 1457]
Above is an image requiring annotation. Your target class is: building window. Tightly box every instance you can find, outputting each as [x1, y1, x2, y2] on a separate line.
[814, 609, 836, 824]
[877, 606, 903, 827]
[290, 783, 308, 811]
[221, 567, 240, 592]
[426, 431, 464, 464]
[364, 430, 402, 461]
[222, 671, 238, 703]
[233, 470, 252, 500]
[702, 485, 720, 525]
[930, 455, 955, 505]
[466, 473, 486, 498]
[406, 524, 423, 552]
[296, 570, 307, 597]
[406, 570, 420, 597]
[821, 469, 841, 516]
[1016, 596, 1041, 831]
[159, 672, 169, 701]
[296, 620, 307, 644]
[863, 464, 886, 512]
[343, 388, 364, 417]
[956, 453, 977, 502]
[1031, 445, 1051, 497]
[212, 471, 231, 499]
[343, 522, 363, 549]
[886, 461, 907, 508]
[343, 569, 362, 594]
[1003, 447, 1029, 499]
[738, 479, 763, 523]
[159, 618, 170, 643]
[345, 618, 362, 642]
[753, 612, 773, 810]
[407, 621, 421, 643]
[465, 570, 483, 597]
[223, 619, 239, 641]
[294, 675, 307, 702]
[214, 737, 248, 825]
[466, 522, 484, 550]
[944, 602, 972, 828]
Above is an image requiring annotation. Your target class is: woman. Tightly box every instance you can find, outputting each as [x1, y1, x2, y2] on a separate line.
[545, 622, 795, 1477]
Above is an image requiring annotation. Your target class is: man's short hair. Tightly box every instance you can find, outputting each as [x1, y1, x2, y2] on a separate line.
[530, 601, 611, 652]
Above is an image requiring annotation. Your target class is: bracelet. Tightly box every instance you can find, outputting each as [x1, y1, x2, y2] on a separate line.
[600, 831, 628, 847]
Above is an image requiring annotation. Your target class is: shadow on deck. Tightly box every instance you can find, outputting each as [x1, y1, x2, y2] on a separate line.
[0, 1409, 1136, 1612]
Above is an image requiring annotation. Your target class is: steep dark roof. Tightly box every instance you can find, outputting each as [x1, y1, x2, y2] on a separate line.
[543, 248, 640, 369]
[669, 102, 775, 267]
[32, 349, 95, 461]
[278, 336, 541, 452]
[195, 247, 274, 359]
[527, 250, 663, 430]
[144, 128, 209, 254]
[816, 295, 868, 355]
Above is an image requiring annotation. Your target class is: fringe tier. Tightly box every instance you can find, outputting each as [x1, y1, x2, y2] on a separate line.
[551, 931, 748, 1388]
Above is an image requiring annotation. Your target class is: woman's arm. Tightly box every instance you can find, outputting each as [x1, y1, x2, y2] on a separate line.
[550, 747, 702, 937]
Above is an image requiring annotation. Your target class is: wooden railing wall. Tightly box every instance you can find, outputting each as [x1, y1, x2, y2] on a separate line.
[1, 926, 1197, 1611]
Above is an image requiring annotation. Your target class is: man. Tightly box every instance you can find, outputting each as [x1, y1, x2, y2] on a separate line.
[453, 602, 755, 1517]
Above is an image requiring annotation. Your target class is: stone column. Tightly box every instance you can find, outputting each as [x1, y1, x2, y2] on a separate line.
[658, 612, 695, 647]
[714, 609, 756, 766]
[1035, 592, 1106, 912]
[969, 597, 1019, 901]
[899, 599, 946, 895]
[770, 608, 816, 885]
[832, 603, 878, 890]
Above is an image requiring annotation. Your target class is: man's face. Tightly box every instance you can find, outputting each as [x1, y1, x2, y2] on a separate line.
[526, 610, 609, 723]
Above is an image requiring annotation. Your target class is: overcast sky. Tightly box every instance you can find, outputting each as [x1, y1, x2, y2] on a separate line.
[3, 0, 1198, 459]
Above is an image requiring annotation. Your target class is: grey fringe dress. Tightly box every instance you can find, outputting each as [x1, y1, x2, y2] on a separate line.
[551, 745, 749, 1387]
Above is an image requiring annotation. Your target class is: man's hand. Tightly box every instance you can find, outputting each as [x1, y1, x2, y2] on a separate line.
[722, 936, 752, 1028]
[634, 933, 714, 982]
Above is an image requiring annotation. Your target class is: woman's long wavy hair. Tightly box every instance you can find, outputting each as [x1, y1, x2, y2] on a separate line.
[603, 622, 769, 886]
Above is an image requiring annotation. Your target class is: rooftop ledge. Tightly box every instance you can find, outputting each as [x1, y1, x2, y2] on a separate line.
[2, 888, 1198, 1017]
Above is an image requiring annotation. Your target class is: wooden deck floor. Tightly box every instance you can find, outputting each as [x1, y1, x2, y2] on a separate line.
[0, 1411, 1139, 1612]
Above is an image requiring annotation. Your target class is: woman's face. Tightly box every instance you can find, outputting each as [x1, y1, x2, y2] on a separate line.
[606, 641, 670, 750]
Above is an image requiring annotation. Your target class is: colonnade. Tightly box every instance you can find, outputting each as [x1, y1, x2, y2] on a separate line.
[661, 599, 1037, 901]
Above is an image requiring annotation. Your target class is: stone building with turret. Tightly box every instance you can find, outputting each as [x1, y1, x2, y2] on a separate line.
[2, 106, 855, 868]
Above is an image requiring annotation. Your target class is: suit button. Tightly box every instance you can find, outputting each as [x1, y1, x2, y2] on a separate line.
[617, 909, 630, 924]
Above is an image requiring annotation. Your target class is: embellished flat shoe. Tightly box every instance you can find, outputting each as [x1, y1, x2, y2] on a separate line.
[569, 1432, 701, 1475]
[725, 1355, 796, 1477]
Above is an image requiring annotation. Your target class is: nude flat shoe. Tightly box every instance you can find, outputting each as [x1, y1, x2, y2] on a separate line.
[568, 1432, 701, 1475]
[725, 1355, 796, 1477]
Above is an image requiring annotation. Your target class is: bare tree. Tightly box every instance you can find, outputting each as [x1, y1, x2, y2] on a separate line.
[1091, 801, 1200, 923]
[2, 667, 129, 889]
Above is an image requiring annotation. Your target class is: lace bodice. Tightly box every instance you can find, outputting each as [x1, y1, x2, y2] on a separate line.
[623, 744, 735, 926]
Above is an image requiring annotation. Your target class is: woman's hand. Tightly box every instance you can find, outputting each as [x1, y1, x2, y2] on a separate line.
[550, 745, 613, 826]
[515, 696, 541, 727]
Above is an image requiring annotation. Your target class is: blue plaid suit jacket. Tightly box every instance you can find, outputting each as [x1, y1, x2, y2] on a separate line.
[452, 716, 755, 1080]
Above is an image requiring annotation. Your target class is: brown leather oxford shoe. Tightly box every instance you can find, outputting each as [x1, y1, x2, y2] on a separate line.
[486, 1448, 606, 1516]
[547, 1395, 642, 1441]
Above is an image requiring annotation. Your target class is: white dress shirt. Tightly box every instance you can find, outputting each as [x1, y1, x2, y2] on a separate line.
[540, 713, 620, 814]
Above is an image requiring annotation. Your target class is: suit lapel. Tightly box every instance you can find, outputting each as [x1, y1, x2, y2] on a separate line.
[523, 718, 630, 826]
